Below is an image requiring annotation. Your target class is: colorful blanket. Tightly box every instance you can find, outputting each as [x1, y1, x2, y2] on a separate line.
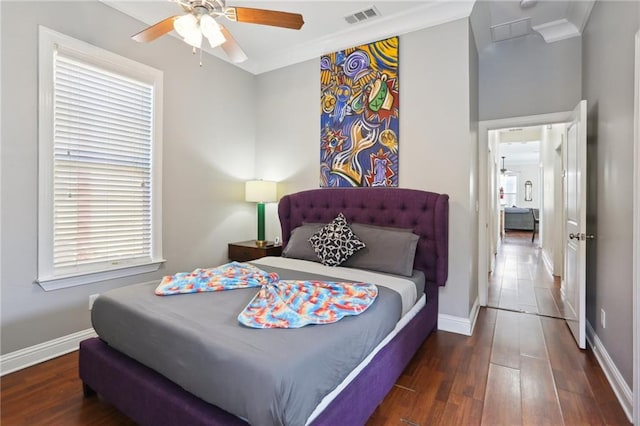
[155, 262, 278, 295]
[155, 262, 378, 329]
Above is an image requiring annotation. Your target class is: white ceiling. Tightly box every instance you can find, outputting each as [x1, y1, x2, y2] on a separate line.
[102, 0, 473, 74]
[102, 0, 594, 75]
[497, 126, 542, 166]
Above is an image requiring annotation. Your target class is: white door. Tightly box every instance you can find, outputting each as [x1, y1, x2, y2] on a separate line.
[563, 100, 588, 349]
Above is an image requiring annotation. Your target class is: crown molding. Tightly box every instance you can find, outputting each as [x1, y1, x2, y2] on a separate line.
[532, 0, 594, 44]
[248, 1, 474, 75]
[532, 18, 580, 43]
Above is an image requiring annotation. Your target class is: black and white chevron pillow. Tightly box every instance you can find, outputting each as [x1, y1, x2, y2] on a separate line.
[309, 213, 365, 267]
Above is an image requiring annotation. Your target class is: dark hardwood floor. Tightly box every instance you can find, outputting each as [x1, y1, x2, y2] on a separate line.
[0, 233, 630, 424]
[368, 308, 629, 425]
[368, 230, 628, 425]
[1, 307, 629, 425]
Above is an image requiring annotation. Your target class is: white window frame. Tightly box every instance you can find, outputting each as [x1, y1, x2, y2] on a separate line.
[38, 26, 164, 291]
[500, 174, 518, 207]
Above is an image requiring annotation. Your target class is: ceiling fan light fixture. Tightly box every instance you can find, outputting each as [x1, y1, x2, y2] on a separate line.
[174, 14, 198, 38]
[183, 29, 203, 48]
[174, 14, 202, 48]
[200, 14, 226, 48]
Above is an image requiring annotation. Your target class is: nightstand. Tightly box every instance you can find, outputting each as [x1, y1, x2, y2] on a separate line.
[228, 240, 282, 262]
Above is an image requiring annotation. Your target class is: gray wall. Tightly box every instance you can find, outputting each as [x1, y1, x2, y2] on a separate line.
[255, 18, 479, 320]
[504, 164, 541, 209]
[1, 1, 257, 354]
[468, 22, 480, 312]
[582, 0, 639, 389]
[479, 34, 582, 121]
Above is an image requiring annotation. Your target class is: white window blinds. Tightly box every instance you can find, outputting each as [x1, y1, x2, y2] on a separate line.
[53, 54, 153, 269]
[38, 26, 163, 290]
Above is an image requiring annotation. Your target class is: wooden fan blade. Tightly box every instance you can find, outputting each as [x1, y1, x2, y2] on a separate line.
[131, 16, 180, 43]
[232, 7, 304, 30]
[219, 25, 248, 63]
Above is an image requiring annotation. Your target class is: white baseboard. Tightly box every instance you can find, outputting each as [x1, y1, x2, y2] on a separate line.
[586, 321, 633, 423]
[0, 328, 96, 376]
[541, 249, 554, 275]
[438, 297, 480, 336]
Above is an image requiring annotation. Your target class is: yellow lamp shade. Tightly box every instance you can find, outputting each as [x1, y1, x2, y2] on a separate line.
[245, 180, 277, 203]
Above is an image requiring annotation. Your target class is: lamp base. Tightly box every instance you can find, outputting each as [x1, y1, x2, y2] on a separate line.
[255, 240, 268, 248]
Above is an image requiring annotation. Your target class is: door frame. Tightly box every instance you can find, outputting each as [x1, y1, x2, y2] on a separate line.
[478, 111, 573, 306]
[632, 28, 639, 426]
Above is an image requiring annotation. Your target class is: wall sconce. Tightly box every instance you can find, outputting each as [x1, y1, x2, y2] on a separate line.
[524, 180, 533, 201]
[245, 180, 277, 247]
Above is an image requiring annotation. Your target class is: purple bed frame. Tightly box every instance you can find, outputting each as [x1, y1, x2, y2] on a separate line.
[79, 187, 449, 425]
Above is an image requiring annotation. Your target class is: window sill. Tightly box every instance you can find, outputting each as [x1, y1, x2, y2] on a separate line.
[36, 260, 166, 291]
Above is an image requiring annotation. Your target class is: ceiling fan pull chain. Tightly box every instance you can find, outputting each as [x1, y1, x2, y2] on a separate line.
[190, 45, 203, 67]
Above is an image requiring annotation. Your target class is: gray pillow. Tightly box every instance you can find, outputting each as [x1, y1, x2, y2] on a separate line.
[282, 223, 325, 262]
[342, 223, 419, 276]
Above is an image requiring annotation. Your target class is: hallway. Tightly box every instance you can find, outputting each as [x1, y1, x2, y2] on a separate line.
[488, 230, 566, 318]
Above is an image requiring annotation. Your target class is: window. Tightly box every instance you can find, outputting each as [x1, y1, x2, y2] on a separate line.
[38, 27, 164, 290]
[500, 174, 518, 207]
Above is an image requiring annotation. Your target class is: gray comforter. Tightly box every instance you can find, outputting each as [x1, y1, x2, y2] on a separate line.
[91, 264, 405, 426]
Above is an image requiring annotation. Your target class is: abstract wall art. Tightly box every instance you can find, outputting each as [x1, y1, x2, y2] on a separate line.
[320, 36, 399, 187]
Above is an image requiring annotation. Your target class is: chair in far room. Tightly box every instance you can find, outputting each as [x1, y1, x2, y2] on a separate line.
[531, 208, 539, 243]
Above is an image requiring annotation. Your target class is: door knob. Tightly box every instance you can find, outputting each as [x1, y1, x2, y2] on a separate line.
[569, 233, 595, 241]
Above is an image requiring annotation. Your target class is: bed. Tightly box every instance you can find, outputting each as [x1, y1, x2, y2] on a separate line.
[79, 187, 449, 425]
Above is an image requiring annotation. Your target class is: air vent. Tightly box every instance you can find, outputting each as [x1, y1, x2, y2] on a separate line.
[490, 17, 532, 42]
[344, 6, 379, 25]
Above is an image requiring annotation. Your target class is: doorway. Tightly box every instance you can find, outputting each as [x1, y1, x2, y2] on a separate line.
[478, 111, 574, 313]
[488, 124, 566, 317]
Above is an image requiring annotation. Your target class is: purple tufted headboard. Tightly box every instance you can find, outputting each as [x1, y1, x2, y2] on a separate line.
[278, 188, 449, 288]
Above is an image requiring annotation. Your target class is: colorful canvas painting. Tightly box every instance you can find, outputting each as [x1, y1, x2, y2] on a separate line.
[320, 36, 399, 187]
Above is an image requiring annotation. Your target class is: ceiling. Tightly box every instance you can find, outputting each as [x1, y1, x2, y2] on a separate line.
[470, 0, 594, 53]
[498, 126, 541, 167]
[101, 0, 594, 75]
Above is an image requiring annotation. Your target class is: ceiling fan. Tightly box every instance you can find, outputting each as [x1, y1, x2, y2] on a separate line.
[131, 0, 305, 64]
[500, 156, 514, 175]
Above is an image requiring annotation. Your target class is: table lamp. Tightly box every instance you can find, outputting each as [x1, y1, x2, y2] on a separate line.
[245, 180, 277, 247]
